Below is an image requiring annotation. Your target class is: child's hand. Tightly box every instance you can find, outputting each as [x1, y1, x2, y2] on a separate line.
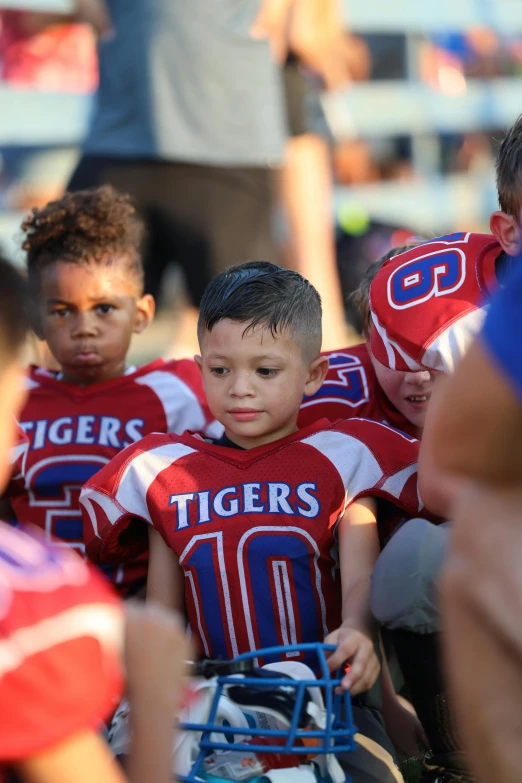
[324, 625, 380, 695]
[124, 602, 191, 718]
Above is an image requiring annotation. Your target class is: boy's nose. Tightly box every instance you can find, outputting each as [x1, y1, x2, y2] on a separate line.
[229, 372, 255, 397]
[72, 311, 98, 337]
[406, 369, 432, 386]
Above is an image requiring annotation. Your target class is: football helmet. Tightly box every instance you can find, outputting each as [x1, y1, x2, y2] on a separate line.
[176, 642, 357, 783]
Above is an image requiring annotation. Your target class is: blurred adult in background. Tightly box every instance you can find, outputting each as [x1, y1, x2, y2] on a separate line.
[65, 0, 355, 353]
[422, 260, 522, 783]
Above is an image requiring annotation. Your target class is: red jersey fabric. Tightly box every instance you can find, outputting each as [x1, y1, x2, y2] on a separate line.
[0, 523, 123, 770]
[80, 418, 422, 662]
[369, 232, 502, 373]
[10, 359, 221, 595]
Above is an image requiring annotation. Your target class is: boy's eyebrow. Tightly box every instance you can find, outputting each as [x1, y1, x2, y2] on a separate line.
[206, 352, 284, 362]
[46, 294, 123, 305]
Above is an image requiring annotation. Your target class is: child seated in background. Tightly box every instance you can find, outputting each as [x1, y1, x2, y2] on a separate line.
[7, 185, 221, 596]
[298, 243, 434, 441]
[81, 261, 432, 783]
[0, 253, 190, 783]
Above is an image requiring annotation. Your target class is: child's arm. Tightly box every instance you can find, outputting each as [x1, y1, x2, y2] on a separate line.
[325, 497, 380, 694]
[147, 527, 184, 612]
[16, 731, 126, 783]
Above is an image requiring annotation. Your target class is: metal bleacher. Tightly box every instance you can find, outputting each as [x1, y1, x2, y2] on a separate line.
[0, 0, 522, 247]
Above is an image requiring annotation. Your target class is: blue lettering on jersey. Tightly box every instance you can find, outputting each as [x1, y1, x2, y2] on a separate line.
[169, 482, 321, 530]
[21, 415, 145, 450]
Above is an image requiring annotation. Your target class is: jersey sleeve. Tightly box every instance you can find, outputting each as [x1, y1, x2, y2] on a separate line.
[0, 524, 123, 762]
[481, 260, 522, 403]
[148, 359, 223, 438]
[80, 432, 179, 563]
[369, 233, 499, 373]
[303, 418, 423, 518]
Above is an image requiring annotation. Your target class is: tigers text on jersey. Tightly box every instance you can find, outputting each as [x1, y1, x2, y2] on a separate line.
[10, 359, 222, 595]
[80, 418, 422, 661]
[298, 343, 417, 436]
[0, 523, 123, 769]
[369, 232, 502, 373]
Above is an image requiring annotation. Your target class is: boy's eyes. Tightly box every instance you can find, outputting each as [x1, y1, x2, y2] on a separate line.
[95, 303, 115, 315]
[49, 304, 115, 317]
[209, 366, 278, 378]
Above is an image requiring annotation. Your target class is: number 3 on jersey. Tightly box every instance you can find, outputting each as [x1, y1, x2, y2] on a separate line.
[26, 456, 109, 553]
[388, 248, 466, 309]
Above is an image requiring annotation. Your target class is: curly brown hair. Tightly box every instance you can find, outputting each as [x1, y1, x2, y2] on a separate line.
[22, 185, 145, 293]
[350, 242, 421, 336]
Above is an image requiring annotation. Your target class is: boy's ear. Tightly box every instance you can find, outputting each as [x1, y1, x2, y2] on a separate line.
[303, 354, 329, 398]
[490, 210, 522, 257]
[194, 354, 203, 374]
[133, 294, 155, 334]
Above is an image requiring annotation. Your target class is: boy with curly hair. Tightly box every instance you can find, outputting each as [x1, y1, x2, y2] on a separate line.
[8, 185, 221, 596]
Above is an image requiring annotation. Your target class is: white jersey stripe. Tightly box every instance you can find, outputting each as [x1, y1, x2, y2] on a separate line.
[80, 441, 197, 532]
[424, 306, 487, 373]
[380, 463, 421, 512]
[136, 370, 205, 434]
[301, 429, 383, 504]
[0, 603, 123, 680]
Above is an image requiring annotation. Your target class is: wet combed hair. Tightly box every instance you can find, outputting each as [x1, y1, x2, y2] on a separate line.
[22, 185, 145, 294]
[198, 261, 322, 358]
[496, 115, 522, 219]
[0, 254, 29, 365]
[350, 242, 421, 336]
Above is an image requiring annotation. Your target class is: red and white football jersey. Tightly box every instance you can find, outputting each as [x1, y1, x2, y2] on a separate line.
[10, 359, 222, 595]
[369, 232, 502, 373]
[80, 418, 422, 661]
[298, 343, 417, 437]
[0, 522, 123, 771]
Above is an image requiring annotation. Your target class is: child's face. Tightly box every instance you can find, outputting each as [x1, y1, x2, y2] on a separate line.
[0, 360, 27, 494]
[196, 319, 328, 449]
[39, 260, 154, 385]
[368, 347, 435, 433]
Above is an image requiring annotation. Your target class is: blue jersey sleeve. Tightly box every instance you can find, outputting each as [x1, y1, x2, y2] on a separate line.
[482, 260, 522, 403]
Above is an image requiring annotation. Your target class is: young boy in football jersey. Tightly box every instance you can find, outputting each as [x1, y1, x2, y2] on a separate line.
[0, 253, 190, 783]
[7, 185, 220, 596]
[298, 244, 435, 441]
[81, 261, 433, 782]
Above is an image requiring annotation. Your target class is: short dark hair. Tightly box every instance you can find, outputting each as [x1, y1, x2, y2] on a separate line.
[496, 114, 522, 219]
[0, 254, 29, 366]
[198, 261, 322, 357]
[350, 242, 421, 336]
[22, 185, 145, 294]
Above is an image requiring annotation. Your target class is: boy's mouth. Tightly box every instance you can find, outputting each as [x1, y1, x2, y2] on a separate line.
[228, 408, 263, 422]
[74, 351, 101, 365]
[405, 394, 431, 406]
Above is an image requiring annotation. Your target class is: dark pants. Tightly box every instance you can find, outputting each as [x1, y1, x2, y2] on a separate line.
[68, 157, 278, 305]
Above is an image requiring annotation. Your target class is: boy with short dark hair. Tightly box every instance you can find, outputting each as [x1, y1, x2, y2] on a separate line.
[8, 185, 220, 595]
[81, 261, 432, 782]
